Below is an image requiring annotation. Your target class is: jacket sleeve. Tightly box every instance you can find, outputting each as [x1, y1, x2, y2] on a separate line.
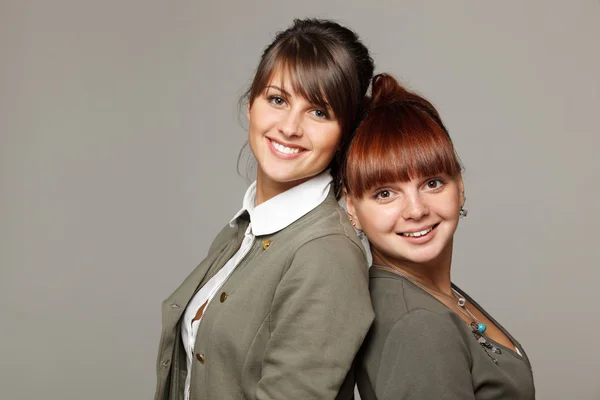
[255, 235, 374, 400]
[373, 309, 476, 400]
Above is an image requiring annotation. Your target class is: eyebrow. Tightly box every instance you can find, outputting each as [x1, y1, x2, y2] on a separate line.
[265, 84, 333, 114]
[265, 85, 292, 98]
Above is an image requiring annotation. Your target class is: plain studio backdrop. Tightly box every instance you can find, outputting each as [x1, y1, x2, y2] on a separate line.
[1, 1, 598, 399]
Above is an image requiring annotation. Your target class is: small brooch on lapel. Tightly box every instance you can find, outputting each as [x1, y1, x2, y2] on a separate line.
[262, 239, 272, 250]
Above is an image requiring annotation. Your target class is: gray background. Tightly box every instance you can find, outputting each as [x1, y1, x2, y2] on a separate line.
[1, 1, 599, 399]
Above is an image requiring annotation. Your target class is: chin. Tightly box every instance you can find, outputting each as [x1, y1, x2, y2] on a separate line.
[413, 246, 453, 265]
[407, 254, 443, 265]
[263, 169, 304, 184]
[262, 161, 321, 183]
[395, 245, 446, 265]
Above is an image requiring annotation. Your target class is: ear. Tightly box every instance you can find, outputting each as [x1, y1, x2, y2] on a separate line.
[246, 102, 251, 121]
[344, 192, 363, 230]
[457, 174, 465, 208]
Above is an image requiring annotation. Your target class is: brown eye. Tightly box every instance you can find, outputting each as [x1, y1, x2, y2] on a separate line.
[426, 179, 443, 190]
[375, 190, 391, 200]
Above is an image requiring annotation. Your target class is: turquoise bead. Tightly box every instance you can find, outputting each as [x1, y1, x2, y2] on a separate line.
[477, 323, 487, 333]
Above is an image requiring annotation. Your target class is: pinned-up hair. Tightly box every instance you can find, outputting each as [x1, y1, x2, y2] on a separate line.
[343, 74, 462, 198]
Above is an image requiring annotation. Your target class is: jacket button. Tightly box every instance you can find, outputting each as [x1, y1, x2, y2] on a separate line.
[220, 292, 228, 303]
[196, 353, 205, 364]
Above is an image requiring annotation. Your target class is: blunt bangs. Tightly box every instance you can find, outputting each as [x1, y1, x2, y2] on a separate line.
[344, 104, 462, 198]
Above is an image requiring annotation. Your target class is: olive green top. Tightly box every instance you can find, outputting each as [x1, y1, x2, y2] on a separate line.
[357, 267, 535, 400]
[154, 189, 373, 400]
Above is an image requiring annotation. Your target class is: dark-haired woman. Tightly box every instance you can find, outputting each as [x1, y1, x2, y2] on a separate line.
[344, 74, 535, 399]
[154, 19, 376, 400]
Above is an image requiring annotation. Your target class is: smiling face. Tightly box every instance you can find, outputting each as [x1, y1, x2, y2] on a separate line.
[247, 68, 342, 203]
[346, 174, 464, 268]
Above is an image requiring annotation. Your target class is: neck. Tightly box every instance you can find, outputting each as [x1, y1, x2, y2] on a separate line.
[255, 167, 314, 206]
[254, 173, 294, 206]
[372, 239, 454, 296]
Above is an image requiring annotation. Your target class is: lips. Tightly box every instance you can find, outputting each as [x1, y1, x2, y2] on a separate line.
[399, 223, 439, 237]
[270, 139, 303, 154]
[266, 137, 308, 159]
[271, 141, 300, 154]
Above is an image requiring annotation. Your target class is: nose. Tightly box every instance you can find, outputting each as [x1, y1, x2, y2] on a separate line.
[278, 109, 303, 138]
[401, 193, 430, 221]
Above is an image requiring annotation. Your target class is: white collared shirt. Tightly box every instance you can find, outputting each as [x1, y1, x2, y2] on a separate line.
[181, 171, 333, 400]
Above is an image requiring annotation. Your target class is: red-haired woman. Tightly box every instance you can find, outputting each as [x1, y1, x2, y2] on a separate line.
[155, 19, 375, 400]
[344, 74, 535, 399]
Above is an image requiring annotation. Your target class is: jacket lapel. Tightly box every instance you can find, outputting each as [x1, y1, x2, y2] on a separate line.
[162, 219, 249, 329]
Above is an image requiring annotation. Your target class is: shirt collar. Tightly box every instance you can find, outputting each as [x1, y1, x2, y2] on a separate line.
[229, 170, 333, 236]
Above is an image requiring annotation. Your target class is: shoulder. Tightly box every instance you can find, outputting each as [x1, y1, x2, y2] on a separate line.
[278, 192, 368, 281]
[365, 269, 473, 360]
[359, 307, 476, 399]
[286, 191, 365, 256]
[290, 234, 368, 280]
[368, 268, 449, 322]
[270, 194, 369, 287]
[359, 302, 474, 391]
[384, 308, 471, 351]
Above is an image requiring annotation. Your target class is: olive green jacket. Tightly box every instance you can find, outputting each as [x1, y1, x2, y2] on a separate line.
[155, 190, 374, 400]
[357, 267, 535, 400]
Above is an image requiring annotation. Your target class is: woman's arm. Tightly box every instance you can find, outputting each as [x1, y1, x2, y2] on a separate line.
[255, 235, 374, 400]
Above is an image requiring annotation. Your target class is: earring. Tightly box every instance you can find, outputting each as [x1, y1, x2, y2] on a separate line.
[349, 216, 365, 240]
[357, 229, 366, 241]
[459, 194, 468, 218]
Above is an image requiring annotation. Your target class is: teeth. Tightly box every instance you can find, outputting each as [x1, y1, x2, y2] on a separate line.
[402, 226, 434, 237]
[272, 140, 300, 154]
